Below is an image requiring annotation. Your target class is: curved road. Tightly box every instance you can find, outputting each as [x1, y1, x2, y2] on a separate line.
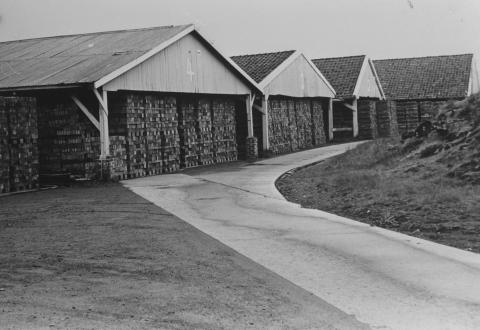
[124, 142, 480, 330]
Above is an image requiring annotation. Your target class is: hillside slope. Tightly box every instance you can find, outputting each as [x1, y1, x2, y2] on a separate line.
[277, 93, 480, 252]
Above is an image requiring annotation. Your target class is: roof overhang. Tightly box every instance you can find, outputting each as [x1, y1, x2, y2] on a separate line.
[0, 83, 88, 93]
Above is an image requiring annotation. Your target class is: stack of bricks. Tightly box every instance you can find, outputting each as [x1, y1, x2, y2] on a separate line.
[287, 100, 299, 151]
[0, 98, 9, 193]
[110, 93, 180, 177]
[268, 99, 292, 155]
[124, 95, 148, 178]
[311, 100, 327, 146]
[211, 99, 237, 164]
[357, 99, 378, 140]
[375, 101, 399, 138]
[295, 100, 313, 149]
[158, 96, 180, 173]
[246, 136, 258, 160]
[37, 96, 100, 179]
[0, 96, 39, 193]
[395, 101, 419, 136]
[109, 135, 128, 180]
[178, 98, 201, 168]
[197, 99, 214, 165]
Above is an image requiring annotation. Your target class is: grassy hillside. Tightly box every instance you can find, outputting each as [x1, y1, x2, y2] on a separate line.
[277, 93, 480, 252]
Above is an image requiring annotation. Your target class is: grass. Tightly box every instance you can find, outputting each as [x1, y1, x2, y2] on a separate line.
[277, 139, 480, 253]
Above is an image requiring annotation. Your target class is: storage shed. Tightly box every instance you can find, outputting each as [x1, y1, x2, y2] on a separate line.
[312, 55, 385, 140]
[231, 50, 335, 156]
[374, 54, 479, 135]
[0, 24, 261, 189]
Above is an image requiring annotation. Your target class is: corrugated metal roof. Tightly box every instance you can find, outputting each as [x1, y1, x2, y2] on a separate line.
[373, 54, 473, 100]
[231, 51, 296, 83]
[311, 55, 366, 99]
[0, 24, 192, 89]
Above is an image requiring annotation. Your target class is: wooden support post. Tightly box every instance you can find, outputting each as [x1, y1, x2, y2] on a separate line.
[328, 98, 334, 141]
[246, 94, 254, 137]
[71, 95, 100, 130]
[262, 95, 269, 151]
[352, 97, 359, 138]
[94, 88, 110, 160]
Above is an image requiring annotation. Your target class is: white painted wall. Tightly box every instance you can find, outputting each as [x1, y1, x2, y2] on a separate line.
[264, 54, 334, 98]
[104, 33, 251, 95]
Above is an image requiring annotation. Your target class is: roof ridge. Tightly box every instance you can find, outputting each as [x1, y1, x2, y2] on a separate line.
[312, 55, 367, 61]
[231, 50, 296, 59]
[373, 53, 473, 62]
[0, 24, 193, 44]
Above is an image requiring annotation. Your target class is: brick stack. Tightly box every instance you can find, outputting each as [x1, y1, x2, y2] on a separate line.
[109, 135, 128, 179]
[212, 99, 237, 163]
[197, 98, 214, 165]
[395, 101, 419, 136]
[37, 97, 100, 178]
[178, 98, 201, 168]
[375, 101, 399, 138]
[123, 95, 148, 177]
[0, 97, 39, 193]
[158, 96, 180, 173]
[287, 100, 298, 152]
[111, 93, 180, 177]
[295, 100, 313, 149]
[311, 100, 327, 146]
[268, 99, 292, 155]
[357, 99, 378, 140]
[0, 98, 9, 193]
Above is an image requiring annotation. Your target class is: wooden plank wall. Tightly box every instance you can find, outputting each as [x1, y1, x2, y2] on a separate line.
[103, 34, 251, 96]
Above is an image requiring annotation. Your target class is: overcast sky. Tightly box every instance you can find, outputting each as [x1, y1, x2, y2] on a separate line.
[1, 0, 479, 61]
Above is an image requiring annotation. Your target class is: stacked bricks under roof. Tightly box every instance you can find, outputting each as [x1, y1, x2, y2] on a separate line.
[109, 92, 238, 179]
[267, 97, 327, 155]
[0, 97, 39, 193]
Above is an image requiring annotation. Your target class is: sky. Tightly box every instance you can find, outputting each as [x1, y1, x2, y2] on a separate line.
[0, 0, 479, 62]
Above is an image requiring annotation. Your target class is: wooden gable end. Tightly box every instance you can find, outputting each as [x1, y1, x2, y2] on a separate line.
[103, 33, 251, 95]
[356, 60, 383, 99]
[264, 55, 334, 98]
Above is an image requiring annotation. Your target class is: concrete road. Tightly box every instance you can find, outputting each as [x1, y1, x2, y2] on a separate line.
[124, 142, 480, 330]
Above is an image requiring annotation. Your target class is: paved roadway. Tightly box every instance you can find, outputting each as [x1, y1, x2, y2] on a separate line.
[124, 142, 480, 330]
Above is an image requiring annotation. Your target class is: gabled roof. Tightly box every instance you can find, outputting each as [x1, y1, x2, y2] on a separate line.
[231, 50, 335, 96]
[311, 55, 366, 99]
[0, 24, 261, 93]
[373, 54, 473, 100]
[231, 50, 295, 84]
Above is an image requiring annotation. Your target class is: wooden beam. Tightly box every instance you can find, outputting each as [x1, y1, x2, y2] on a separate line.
[246, 94, 253, 137]
[328, 98, 333, 141]
[71, 95, 100, 130]
[352, 98, 358, 138]
[93, 88, 110, 160]
[262, 95, 269, 151]
[253, 103, 265, 114]
[332, 127, 353, 132]
[92, 88, 108, 114]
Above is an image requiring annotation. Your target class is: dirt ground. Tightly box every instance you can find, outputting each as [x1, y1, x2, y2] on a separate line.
[0, 183, 366, 330]
[277, 140, 480, 253]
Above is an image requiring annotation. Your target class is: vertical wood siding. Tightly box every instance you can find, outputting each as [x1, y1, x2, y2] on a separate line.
[357, 64, 382, 98]
[264, 55, 334, 98]
[104, 34, 251, 95]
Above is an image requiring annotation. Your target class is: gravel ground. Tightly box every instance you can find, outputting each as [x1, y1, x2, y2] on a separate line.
[0, 182, 366, 330]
